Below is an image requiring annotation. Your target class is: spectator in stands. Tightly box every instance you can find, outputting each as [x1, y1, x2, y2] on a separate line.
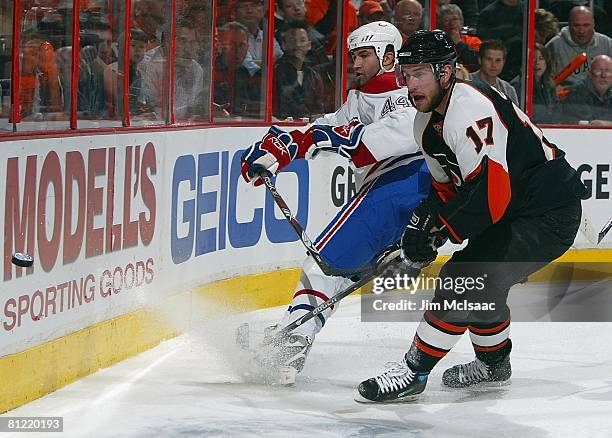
[511, 43, 561, 123]
[470, 39, 519, 104]
[236, 0, 283, 76]
[214, 22, 262, 118]
[477, 0, 522, 43]
[19, 33, 63, 119]
[535, 8, 560, 45]
[436, 0, 479, 27]
[133, 0, 165, 51]
[274, 21, 325, 120]
[377, 0, 395, 24]
[393, 0, 422, 42]
[81, 12, 113, 65]
[546, 6, 612, 88]
[477, 0, 523, 80]
[109, 29, 148, 113]
[358, 1, 385, 26]
[438, 3, 481, 72]
[304, 0, 358, 36]
[55, 45, 72, 111]
[545, 0, 610, 39]
[276, 0, 328, 66]
[215, 0, 237, 26]
[561, 54, 611, 125]
[78, 14, 114, 117]
[303, 0, 358, 55]
[183, 3, 213, 78]
[138, 18, 205, 120]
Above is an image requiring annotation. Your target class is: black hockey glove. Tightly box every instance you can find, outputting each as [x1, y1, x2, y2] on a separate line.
[400, 200, 440, 268]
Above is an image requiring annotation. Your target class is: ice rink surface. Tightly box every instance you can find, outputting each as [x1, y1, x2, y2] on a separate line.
[4, 287, 612, 438]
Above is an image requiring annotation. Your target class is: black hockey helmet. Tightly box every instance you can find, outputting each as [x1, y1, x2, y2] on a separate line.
[396, 30, 457, 84]
[397, 30, 457, 65]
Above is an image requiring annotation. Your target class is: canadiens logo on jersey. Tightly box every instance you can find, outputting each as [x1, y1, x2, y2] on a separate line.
[380, 96, 411, 117]
[334, 125, 352, 137]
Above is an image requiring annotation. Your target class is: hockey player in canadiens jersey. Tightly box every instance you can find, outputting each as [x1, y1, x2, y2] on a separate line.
[240, 21, 430, 384]
[356, 30, 587, 403]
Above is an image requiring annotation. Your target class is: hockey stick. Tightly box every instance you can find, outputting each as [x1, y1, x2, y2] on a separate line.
[259, 254, 422, 347]
[579, 214, 599, 246]
[579, 213, 612, 246]
[598, 216, 612, 244]
[253, 166, 358, 278]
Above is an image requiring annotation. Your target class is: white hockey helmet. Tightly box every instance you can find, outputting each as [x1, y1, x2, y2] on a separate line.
[348, 21, 403, 71]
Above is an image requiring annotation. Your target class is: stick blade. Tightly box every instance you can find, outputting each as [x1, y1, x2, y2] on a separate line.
[579, 214, 599, 246]
[236, 323, 250, 350]
[598, 218, 612, 244]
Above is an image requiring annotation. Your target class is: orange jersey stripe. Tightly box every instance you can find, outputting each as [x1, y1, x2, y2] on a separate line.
[438, 214, 463, 243]
[425, 311, 467, 334]
[473, 340, 509, 352]
[414, 336, 448, 358]
[487, 159, 511, 223]
[469, 319, 510, 334]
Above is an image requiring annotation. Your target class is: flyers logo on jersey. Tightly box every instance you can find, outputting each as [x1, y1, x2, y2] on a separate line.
[433, 121, 443, 136]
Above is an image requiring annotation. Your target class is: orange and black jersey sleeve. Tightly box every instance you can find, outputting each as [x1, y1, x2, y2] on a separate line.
[414, 81, 573, 244]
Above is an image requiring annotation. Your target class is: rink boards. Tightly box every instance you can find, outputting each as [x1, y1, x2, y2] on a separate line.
[1, 126, 610, 412]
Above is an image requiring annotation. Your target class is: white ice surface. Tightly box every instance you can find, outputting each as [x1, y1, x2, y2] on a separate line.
[3, 292, 612, 438]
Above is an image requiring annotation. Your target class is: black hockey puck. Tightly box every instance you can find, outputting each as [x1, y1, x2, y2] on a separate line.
[12, 252, 34, 268]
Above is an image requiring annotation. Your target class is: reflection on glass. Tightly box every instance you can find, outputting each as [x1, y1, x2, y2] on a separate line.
[476, 0, 523, 82]
[0, 2, 13, 131]
[213, 21, 262, 119]
[393, 0, 423, 41]
[17, 1, 73, 131]
[131, 0, 168, 125]
[560, 54, 611, 126]
[76, 4, 125, 127]
[515, 43, 561, 125]
[174, 1, 213, 123]
[110, 28, 147, 116]
[274, 0, 340, 119]
[273, 22, 325, 120]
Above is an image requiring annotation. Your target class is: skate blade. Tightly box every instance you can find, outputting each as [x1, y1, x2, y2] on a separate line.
[278, 366, 298, 386]
[353, 391, 421, 404]
[441, 378, 512, 390]
[236, 323, 250, 350]
[241, 363, 298, 386]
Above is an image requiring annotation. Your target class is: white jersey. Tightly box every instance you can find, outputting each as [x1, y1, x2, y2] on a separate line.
[314, 72, 422, 189]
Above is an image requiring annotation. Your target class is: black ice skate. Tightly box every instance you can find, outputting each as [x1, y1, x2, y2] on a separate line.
[356, 359, 429, 403]
[442, 355, 511, 388]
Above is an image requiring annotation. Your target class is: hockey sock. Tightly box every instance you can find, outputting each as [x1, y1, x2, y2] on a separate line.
[469, 319, 512, 364]
[405, 310, 469, 373]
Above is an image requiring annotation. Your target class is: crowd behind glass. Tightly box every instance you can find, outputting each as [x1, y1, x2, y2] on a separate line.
[0, 0, 609, 131]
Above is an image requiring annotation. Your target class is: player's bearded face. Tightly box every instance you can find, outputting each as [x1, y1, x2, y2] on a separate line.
[351, 48, 381, 86]
[402, 65, 446, 113]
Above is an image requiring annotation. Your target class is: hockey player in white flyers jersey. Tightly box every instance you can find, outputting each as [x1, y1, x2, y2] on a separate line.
[240, 21, 430, 383]
[356, 30, 586, 403]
